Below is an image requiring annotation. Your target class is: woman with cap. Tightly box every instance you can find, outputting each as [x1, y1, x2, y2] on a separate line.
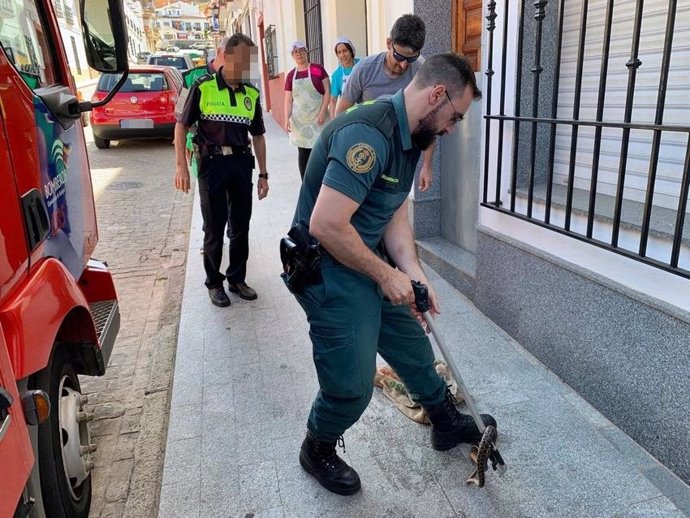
[284, 40, 331, 180]
[329, 36, 360, 118]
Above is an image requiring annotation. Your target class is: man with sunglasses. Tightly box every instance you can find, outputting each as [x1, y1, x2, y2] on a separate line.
[288, 53, 496, 496]
[335, 14, 436, 191]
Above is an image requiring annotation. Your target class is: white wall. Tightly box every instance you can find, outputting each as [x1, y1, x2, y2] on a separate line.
[262, 0, 303, 75]
[320, 0, 367, 73]
[365, 0, 413, 54]
[56, 0, 91, 82]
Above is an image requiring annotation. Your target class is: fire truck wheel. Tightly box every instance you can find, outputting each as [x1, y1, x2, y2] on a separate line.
[32, 347, 92, 518]
[93, 136, 110, 149]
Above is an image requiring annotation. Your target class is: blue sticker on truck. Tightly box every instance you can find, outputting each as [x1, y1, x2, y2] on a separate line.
[34, 96, 88, 278]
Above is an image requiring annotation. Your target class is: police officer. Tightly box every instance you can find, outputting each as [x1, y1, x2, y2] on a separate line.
[175, 33, 268, 307]
[288, 53, 496, 495]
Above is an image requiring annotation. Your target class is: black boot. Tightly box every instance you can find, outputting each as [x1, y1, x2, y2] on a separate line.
[427, 391, 497, 451]
[299, 431, 361, 495]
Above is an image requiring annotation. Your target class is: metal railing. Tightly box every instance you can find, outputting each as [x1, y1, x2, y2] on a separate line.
[482, 0, 690, 279]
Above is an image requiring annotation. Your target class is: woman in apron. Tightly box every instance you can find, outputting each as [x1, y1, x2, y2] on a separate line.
[284, 41, 331, 179]
[329, 36, 360, 119]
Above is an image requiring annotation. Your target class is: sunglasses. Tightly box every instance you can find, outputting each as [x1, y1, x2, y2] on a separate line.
[444, 89, 464, 125]
[391, 43, 420, 64]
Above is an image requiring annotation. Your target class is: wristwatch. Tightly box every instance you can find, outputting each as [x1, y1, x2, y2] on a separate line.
[258, 172, 269, 180]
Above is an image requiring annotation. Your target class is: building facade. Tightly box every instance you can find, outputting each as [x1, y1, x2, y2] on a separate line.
[155, 0, 209, 48]
[52, 0, 92, 83]
[124, 0, 148, 60]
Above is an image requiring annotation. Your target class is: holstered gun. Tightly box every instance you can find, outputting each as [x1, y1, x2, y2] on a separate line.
[280, 223, 322, 294]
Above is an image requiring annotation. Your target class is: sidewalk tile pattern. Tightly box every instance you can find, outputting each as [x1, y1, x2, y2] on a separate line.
[160, 117, 689, 518]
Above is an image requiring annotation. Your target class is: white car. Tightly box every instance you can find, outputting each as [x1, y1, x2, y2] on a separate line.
[147, 53, 194, 71]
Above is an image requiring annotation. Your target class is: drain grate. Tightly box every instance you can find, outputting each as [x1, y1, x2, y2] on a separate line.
[107, 181, 144, 191]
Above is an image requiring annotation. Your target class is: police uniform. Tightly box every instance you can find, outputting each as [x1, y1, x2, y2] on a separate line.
[178, 64, 215, 177]
[290, 90, 447, 441]
[178, 68, 265, 290]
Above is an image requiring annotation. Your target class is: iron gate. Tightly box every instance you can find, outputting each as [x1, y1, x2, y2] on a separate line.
[481, 0, 690, 278]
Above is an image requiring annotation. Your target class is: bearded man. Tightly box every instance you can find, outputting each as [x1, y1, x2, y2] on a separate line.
[285, 53, 497, 495]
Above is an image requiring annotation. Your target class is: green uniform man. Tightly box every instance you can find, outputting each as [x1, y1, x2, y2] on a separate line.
[287, 53, 497, 496]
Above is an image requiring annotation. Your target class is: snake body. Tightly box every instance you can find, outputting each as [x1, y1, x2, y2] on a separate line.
[466, 425, 498, 487]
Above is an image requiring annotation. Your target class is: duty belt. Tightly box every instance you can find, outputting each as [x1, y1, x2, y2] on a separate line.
[199, 145, 251, 157]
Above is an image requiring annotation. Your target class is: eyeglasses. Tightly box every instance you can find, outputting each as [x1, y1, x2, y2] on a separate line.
[444, 89, 464, 125]
[293, 48, 307, 54]
[391, 44, 420, 64]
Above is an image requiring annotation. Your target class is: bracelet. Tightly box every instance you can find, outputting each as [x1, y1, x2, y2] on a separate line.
[258, 172, 269, 179]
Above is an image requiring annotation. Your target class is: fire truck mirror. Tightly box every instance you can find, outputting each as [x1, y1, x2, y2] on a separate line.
[80, 0, 129, 74]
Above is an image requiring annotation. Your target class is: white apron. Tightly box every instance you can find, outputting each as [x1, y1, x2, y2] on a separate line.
[289, 66, 328, 148]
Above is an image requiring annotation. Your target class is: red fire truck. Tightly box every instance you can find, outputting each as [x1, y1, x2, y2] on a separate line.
[0, 0, 129, 516]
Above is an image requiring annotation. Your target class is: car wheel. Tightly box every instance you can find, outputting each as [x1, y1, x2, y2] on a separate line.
[31, 347, 94, 518]
[93, 136, 110, 149]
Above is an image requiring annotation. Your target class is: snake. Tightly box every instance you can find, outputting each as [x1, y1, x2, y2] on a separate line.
[466, 425, 498, 488]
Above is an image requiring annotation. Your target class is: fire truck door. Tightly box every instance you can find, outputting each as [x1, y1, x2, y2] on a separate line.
[0, 326, 34, 517]
[0, 0, 96, 280]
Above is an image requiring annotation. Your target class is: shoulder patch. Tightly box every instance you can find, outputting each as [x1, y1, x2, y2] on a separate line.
[346, 143, 377, 174]
[193, 73, 213, 87]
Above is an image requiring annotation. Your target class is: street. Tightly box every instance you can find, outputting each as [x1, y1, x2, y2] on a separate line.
[79, 83, 192, 518]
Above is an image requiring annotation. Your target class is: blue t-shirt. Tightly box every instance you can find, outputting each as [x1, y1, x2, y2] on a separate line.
[330, 58, 361, 98]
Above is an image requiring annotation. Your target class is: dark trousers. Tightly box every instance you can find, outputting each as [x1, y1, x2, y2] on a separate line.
[297, 147, 312, 180]
[294, 259, 447, 441]
[197, 154, 253, 289]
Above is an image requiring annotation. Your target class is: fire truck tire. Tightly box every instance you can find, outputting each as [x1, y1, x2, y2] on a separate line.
[93, 136, 110, 149]
[32, 347, 92, 518]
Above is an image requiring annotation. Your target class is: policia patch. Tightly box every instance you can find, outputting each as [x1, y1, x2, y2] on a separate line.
[346, 143, 376, 174]
[244, 96, 253, 111]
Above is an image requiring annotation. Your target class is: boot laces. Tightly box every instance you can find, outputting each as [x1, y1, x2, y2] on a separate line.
[315, 436, 346, 470]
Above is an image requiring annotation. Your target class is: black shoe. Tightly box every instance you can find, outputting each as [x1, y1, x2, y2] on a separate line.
[227, 281, 257, 300]
[299, 431, 361, 495]
[208, 286, 231, 307]
[427, 391, 497, 451]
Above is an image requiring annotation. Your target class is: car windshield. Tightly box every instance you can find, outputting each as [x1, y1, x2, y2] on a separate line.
[98, 72, 168, 92]
[149, 56, 188, 70]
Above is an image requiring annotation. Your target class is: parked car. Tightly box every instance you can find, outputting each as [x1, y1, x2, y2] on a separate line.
[89, 65, 182, 149]
[180, 49, 206, 66]
[147, 53, 194, 71]
[136, 51, 152, 64]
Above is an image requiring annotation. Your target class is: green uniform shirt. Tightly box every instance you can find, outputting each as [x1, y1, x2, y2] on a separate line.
[293, 90, 420, 250]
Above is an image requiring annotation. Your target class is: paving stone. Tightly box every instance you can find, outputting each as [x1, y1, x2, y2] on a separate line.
[159, 116, 689, 518]
[104, 458, 134, 503]
[238, 461, 282, 512]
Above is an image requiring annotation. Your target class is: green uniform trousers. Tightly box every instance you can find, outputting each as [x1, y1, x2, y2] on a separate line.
[295, 257, 447, 441]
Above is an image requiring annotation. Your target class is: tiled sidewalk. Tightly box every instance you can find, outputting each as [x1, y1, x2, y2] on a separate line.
[158, 116, 689, 518]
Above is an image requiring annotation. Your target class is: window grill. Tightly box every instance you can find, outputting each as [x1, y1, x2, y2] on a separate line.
[265, 24, 278, 79]
[482, 0, 690, 279]
[304, 0, 323, 65]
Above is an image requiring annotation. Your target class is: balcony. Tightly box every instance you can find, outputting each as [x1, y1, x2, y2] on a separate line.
[64, 5, 74, 25]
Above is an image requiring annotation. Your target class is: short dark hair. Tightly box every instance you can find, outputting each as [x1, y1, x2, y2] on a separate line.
[335, 42, 354, 58]
[390, 14, 425, 52]
[225, 33, 255, 52]
[413, 53, 482, 101]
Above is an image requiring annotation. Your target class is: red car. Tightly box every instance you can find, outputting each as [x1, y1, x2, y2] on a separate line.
[90, 65, 182, 149]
